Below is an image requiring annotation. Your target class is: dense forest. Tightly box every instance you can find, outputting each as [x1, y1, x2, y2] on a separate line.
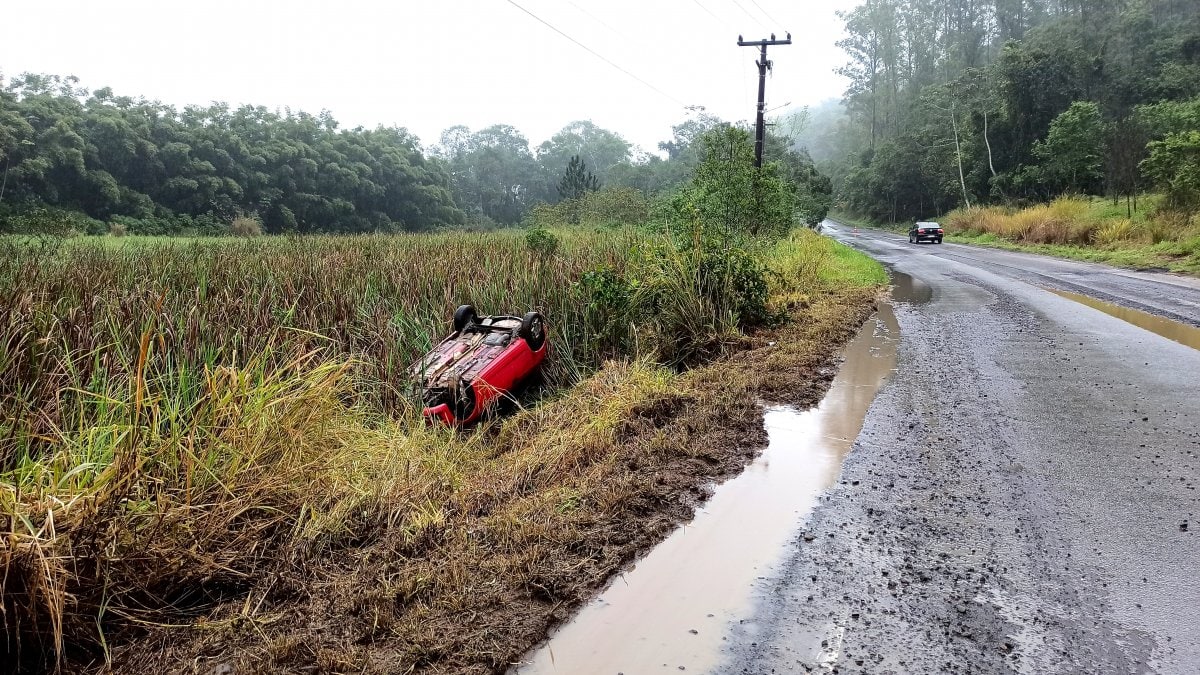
[798, 0, 1200, 222]
[0, 73, 831, 235]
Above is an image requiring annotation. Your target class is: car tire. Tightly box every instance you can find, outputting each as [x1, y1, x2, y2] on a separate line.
[453, 304, 477, 333]
[936, 238, 943, 244]
[519, 311, 546, 350]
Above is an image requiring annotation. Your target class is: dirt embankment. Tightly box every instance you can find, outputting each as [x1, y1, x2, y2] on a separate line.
[100, 288, 880, 675]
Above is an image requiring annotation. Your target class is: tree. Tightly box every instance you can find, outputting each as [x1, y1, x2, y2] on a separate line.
[1141, 130, 1200, 212]
[1030, 101, 1107, 195]
[557, 155, 600, 201]
[823, 0, 1200, 219]
[536, 120, 630, 189]
[675, 126, 800, 238]
[0, 73, 466, 234]
[433, 124, 541, 225]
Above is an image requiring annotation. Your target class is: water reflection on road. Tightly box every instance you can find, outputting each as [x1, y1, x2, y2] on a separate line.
[512, 302, 901, 675]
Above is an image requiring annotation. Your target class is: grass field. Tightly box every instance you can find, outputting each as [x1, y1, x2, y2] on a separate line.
[0, 226, 884, 672]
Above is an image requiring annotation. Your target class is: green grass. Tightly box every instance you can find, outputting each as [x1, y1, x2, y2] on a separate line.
[946, 230, 1200, 275]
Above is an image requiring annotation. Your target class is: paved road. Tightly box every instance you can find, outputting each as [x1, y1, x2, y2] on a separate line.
[720, 224, 1200, 673]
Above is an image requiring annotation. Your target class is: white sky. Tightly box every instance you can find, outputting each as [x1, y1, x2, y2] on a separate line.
[1, 0, 856, 153]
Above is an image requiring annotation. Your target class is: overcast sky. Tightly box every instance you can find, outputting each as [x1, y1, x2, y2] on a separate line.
[1, 0, 856, 153]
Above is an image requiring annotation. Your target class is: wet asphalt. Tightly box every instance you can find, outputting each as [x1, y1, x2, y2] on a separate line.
[719, 225, 1200, 674]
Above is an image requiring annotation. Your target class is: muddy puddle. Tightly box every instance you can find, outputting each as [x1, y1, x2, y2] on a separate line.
[511, 303, 900, 675]
[892, 271, 933, 304]
[1051, 289, 1200, 351]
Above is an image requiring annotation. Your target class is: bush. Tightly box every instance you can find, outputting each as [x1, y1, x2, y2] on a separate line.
[579, 187, 650, 227]
[108, 222, 127, 237]
[0, 204, 104, 236]
[579, 266, 635, 358]
[230, 216, 264, 237]
[1093, 219, 1135, 245]
[525, 227, 559, 256]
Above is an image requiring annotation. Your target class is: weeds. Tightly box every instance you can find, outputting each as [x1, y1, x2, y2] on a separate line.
[0, 227, 881, 671]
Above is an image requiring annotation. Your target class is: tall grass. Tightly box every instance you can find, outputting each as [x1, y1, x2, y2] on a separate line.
[0, 231, 639, 466]
[944, 196, 1200, 249]
[0, 227, 876, 670]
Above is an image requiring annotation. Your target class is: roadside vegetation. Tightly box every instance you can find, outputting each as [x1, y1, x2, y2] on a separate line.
[795, 0, 1199, 273]
[943, 196, 1200, 274]
[1, 121, 883, 672]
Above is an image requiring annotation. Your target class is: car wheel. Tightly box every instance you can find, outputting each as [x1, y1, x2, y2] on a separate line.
[453, 304, 477, 333]
[519, 311, 546, 350]
[936, 238, 943, 244]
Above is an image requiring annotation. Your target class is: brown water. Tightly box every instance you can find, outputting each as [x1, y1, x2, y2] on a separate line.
[1051, 290, 1200, 351]
[511, 303, 900, 675]
[891, 271, 933, 304]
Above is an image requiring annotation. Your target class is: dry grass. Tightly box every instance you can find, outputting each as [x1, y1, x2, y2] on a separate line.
[229, 216, 264, 237]
[944, 196, 1200, 249]
[107, 287, 880, 675]
[1094, 219, 1136, 245]
[0, 228, 884, 673]
[940, 196, 1200, 275]
[944, 197, 1098, 245]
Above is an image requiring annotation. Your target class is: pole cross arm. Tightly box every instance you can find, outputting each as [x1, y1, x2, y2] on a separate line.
[737, 32, 791, 46]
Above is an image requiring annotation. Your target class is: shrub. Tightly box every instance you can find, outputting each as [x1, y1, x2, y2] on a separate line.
[525, 202, 571, 229]
[230, 215, 264, 237]
[1093, 219, 1135, 245]
[579, 266, 635, 358]
[579, 187, 650, 227]
[1144, 211, 1188, 244]
[525, 227, 560, 256]
[944, 206, 1009, 234]
[108, 222, 127, 237]
[0, 204, 104, 236]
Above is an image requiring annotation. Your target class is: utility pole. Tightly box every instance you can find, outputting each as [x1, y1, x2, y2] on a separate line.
[737, 33, 791, 168]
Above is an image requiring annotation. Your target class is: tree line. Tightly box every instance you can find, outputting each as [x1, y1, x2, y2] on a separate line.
[0, 73, 465, 234]
[803, 0, 1200, 222]
[0, 73, 833, 235]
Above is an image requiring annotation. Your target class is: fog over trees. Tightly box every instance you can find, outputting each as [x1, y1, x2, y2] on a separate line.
[791, 0, 1200, 221]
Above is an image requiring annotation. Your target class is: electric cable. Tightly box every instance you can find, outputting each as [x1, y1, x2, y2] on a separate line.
[748, 0, 784, 28]
[503, 0, 686, 107]
[727, 0, 769, 30]
[691, 0, 726, 27]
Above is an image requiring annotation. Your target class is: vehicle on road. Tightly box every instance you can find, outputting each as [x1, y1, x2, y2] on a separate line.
[908, 221, 944, 244]
[411, 305, 548, 426]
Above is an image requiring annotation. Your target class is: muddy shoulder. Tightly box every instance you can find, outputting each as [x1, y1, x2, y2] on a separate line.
[109, 287, 882, 675]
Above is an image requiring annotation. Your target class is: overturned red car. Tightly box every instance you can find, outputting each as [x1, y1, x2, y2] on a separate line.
[411, 305, 548, 426]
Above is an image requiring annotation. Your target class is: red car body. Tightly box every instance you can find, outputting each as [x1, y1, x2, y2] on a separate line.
[411, 306, 548, 426]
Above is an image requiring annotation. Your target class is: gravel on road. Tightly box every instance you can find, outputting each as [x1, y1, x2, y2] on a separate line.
[720, 226, 1200, 674]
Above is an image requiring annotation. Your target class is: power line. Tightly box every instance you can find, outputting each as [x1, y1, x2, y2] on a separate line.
[691, 0, 726, 27]
[563, 0, 629, 42]
[727, 0, 769, 30]
[503, 0, 685, 107]
[747, 0, 784, 28]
